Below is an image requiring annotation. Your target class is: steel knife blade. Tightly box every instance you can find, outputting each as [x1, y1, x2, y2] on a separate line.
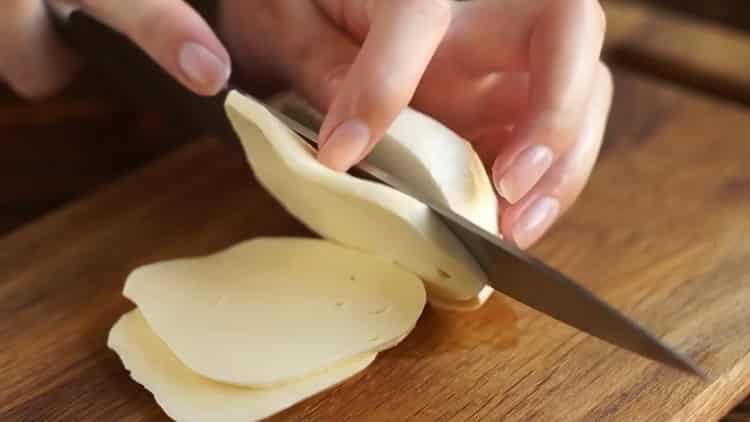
[50, 6, 704, 377]
[270, 107, 705, 378]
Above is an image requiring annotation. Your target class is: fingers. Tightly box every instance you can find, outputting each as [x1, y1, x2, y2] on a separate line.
[283, 36, 356, 115]
[316, 0, 452, 171]
[491, 0, 606, 204]
[0, 0, 81, 99]
[59, 0, 230, 95]
[416, 72, 530, 151]
[500, 63, 613, 249]
[219, 0, 359, 113]
[435, 0, 540, 78]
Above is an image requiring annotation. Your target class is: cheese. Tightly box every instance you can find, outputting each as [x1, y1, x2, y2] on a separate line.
[124, 237, 425, 387]
[226, 91, 492, 302]
[108, 310, 376, 422]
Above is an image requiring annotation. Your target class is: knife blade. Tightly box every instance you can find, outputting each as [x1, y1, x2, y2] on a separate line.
[270, 108, 705, 378]
[49, 6, 704, 377]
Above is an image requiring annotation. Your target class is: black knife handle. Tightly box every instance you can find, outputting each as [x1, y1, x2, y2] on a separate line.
[49, 6, 238, 145]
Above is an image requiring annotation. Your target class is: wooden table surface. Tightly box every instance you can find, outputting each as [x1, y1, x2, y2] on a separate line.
[3, 1, 750, 421]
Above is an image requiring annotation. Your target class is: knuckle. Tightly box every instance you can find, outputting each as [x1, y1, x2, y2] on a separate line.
[581, 0, 606, 34]
[5, 69, 67, 100]
[593, 1, 607, 35]
[545, 162, 588, 211]
[562, 0, 605, 33]
[306, 62, 350, 109]
[322, 63, 350, 91]
[362, 74, 413, 118]
[130, 4, 176, 45]
[597, 62, 613, 85]
[0, 27, 78, 100]
[1, 47, 79, 100]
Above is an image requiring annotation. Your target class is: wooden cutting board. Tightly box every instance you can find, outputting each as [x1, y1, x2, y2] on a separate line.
[2, 71, 750, 421]
[604, 1, 750, 107]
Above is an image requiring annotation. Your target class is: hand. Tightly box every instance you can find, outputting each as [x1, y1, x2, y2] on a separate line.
[219, 0, 612, 249]
[1, 0, 230, 99]
[2, 0, 610, 250]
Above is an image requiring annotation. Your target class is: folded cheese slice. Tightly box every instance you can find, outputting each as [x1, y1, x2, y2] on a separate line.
[108, 310, 376, 422]
[226, 91, 489, 302]
[269, 92, 498, 234]
[124, 237, 425, 387]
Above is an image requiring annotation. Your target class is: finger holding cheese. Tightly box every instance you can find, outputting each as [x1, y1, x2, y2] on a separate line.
[267, 92, 498, 310]
[226, 91, 488, 302]
[366, 108, 498, 235]
[108, 310, 376, 422]
[124, 237, 425, 388]
[269, 93, 498, 234]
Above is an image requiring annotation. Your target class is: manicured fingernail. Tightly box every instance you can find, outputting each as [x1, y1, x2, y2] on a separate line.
[178, 42, 230, 94]
[512, 196, 560, 249]
[495, 145, 554, 203]
[318, 119, 370, 171]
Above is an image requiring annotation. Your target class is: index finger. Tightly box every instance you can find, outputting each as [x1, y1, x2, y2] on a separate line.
[316, 0, 452, 171]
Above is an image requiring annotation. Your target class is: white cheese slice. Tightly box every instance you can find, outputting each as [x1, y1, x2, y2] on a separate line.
[108, 310, 376, 422]
[269, 92, 498, 234]
[124, 237, 424, 387]
[225, 91, 489, 302]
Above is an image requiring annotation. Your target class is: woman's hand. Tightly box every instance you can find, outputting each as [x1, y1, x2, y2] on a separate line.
[2, 0, 611, 249]
[219, 0, 612, 249]
[1, 0, 230, 98]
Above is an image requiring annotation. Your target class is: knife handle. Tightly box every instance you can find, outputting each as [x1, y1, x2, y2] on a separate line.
[48, 6, 239, 145]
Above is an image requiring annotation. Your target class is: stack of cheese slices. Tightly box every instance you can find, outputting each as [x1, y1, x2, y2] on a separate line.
[108, 91, 500, 421]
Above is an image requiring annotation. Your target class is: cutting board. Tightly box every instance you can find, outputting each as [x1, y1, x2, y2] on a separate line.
[2, 71, 750, 421]
[604, 1, 750, 107]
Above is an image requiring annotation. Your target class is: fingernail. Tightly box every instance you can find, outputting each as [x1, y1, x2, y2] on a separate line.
[178, 42, 230, 94]
[512, 196, 560, 249]
[318, 119, 370, 171]
[495, 145, 554, 203]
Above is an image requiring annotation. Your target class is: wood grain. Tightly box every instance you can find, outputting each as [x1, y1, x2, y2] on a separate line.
[3, 70, 750, 421]
[604, 1, 750, 106]
[619, 0, 750, 32]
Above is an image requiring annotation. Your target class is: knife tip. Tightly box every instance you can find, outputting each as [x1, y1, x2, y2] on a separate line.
[660, 347, 707, 380]
[679, 358, 708, 380]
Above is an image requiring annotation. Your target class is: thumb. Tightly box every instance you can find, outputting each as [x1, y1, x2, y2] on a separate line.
[316, 0, 452, 171]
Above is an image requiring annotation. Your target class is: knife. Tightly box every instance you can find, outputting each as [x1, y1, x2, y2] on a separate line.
[48, 6, 704, 378]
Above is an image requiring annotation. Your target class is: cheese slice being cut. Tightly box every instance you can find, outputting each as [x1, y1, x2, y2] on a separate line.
[226, 91, 490, 303]
[269, 92, 498, 234]
[108, 92, 505, 420]
[108, 310, 376, 422]
[124, 237, 425, 388]
[367, 106, 497, 234]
